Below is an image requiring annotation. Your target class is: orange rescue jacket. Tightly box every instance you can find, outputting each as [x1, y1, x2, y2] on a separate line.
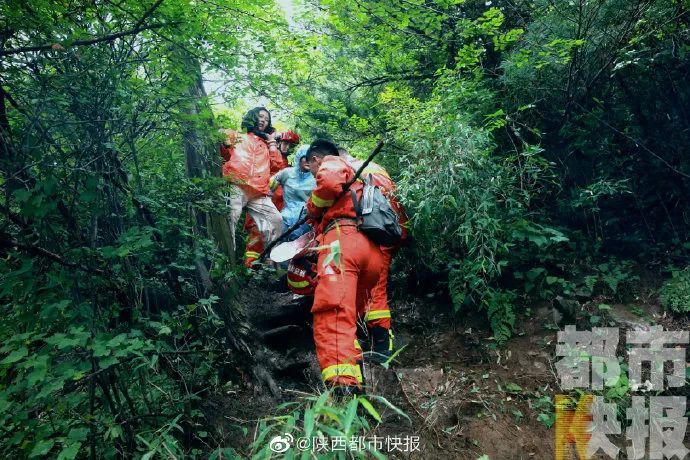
[306, 156, 363, 233]
[220, 131, 282, 197]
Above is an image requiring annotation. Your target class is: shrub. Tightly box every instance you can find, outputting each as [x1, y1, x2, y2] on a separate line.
[380, 81, 554, 342]
[659, 269, 690, 315]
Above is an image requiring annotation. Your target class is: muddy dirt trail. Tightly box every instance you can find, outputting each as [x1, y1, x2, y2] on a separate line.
[206, 274, 688, 459]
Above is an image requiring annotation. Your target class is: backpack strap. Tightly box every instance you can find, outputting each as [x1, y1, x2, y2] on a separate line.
[346, 163, 366, 218]
[351, 189, 362, 217]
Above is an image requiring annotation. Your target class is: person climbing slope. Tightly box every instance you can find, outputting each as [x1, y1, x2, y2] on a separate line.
[337, 146, 408, 363]
[219, 107, 283, 257]
[304, 139, 386, 396]
[242, 129, 301, 267]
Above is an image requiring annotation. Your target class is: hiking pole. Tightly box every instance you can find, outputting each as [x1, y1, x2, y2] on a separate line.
[342, 139, 385, 191]
[259, 139, 385, 260]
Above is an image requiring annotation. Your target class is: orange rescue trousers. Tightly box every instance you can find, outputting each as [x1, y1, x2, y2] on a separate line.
[243, 217, 263, 267]
[365, 246, 393, 329]
[311, 224, 385, 388]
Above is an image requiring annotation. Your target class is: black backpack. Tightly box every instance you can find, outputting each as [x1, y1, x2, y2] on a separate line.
[350, 174, 403, 246]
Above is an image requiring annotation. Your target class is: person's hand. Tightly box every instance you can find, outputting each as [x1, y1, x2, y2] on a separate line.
[219, 128, 236, 147]
[267, 132, 278, 149]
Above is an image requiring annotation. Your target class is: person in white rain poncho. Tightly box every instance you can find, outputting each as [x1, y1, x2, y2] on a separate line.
[269, 145, 316, 241]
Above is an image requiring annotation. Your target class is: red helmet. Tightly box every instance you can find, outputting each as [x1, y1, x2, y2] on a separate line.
[278, 130, 300, 144]
[287, 255, 317, 296]
[286, 231, 317, 295]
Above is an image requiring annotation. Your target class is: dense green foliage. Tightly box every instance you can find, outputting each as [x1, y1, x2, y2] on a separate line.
[273, 0, 690, 339]
[275, 0, 690, 329]
[0, 0, 279, 457]
[1, 0, 689, 457]
[660, 268, 690, 314]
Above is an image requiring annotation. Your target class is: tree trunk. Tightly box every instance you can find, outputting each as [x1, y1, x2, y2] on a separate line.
[179, 53, 234, 260]
[177, 51, 283, 398]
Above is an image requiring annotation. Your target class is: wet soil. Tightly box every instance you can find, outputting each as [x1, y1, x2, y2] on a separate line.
[204, 273, 688, 459]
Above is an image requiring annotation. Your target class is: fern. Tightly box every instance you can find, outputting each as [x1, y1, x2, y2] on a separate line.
[484, 288, 517, 344]
[584, 275, 598, 293]
[448, 268, 468, 313]
[450, 266, 516, 343]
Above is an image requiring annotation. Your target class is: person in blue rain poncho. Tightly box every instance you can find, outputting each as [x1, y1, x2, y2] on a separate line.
[269, 145, 316, 241]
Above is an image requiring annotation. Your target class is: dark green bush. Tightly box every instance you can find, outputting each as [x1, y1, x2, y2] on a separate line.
[660, 269, 690, 315]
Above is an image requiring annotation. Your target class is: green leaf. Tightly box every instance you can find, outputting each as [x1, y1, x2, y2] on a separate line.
[98, 356, 119, 368]
[141, 450, 157, 460]
[303, 408, 315, 439]
[209, 448, 239, 460]
[29, 439, 55, 458]
[68, 428, 89, 442]
[526, 268, 546, 281]
[27, 355, 49, 386]
[106, 425, 123, 440]
[342, 398, 359, 435]
[1, 347, 28, 365]
[537, 412, 555, 428]
[504, 383, 522, 394]
[313, 390, 330, 414]
[45, 335, 81, 349]
[91, 341, 111, 358]
[57, 442, 82, 460]
[356, 397, 381, 422]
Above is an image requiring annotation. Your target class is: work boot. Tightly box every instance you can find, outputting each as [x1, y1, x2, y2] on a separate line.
[331, 385, 363, 401]
[366, 326, 395, 365]
[356, 358, 366, 388]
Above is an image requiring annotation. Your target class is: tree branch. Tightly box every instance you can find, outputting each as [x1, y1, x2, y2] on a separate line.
[0, 22, 173, 57]
[0, 233, 107, 275]
[132, 0, 166, 30]
[347, 73, 437, 91]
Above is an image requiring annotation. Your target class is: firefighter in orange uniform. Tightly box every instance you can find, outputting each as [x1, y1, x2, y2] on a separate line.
[337, 146, 408, 363]
[305, 139, 385, 396]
